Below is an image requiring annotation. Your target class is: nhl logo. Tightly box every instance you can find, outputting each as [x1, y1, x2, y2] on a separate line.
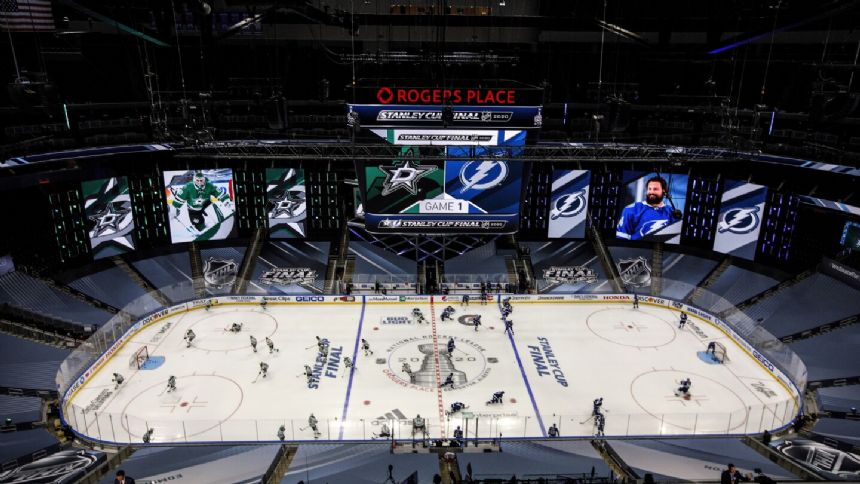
[203, 257, 237, 288]
[616, 256, 651, 287]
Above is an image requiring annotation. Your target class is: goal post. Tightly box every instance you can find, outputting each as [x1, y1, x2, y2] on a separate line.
[129, 346, 150, 370]
[711, 341, 729, 363]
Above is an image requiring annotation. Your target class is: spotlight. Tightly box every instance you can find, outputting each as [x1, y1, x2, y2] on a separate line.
[499, 0, 506, 6]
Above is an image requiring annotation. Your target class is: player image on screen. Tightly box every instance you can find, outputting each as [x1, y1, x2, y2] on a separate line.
[616, 176, 681, 241]
[164, 169, 236, 243]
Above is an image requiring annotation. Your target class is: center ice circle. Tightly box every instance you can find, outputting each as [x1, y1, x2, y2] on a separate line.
[386, 334, 489, 391]
[188, 310, 279, 352]
[586, 308, 676, 348]
[120, 374, 243, 439]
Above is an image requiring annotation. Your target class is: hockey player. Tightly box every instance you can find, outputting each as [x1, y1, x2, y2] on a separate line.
[678, 312, 688, 329]
[344, 356, 354, 371]
[633, 293, 639, 309]
[461, 294, 470, 307]
[260, 299, 268, 310]
[412, 414, 426, 439]
[487, 391, 505, 405]
[142, 428, 154, 444]
[440, 306, 455, 321]
[376, 423, 391, 439]
[184, 329, 196, 348]
[595, 413, 606, 437]
[411, 308, 426, 324]
[441, 372, 456, 389]
[317, 337, 329, 357]
[548, 424, 559, 437]
[501, 306, 512, 319]
[229, 322, 243, 333]
[504, 318, 514, 335]
[250, 335, 258, 353]
[480, 285, 488, 304]
[171, 171, 233, 233]
[593, 397, 604, 416]
[706, 341, 717, 355]
[308, 414, 320, 438]
[502, 297, 512, 312]
[112, 373, 124, 390]
[447, 337, 455, 355]
[447, 401, 468, 416]
[615, 175, 680, 241]
[166, 375, 176, 393]
[675, 378, 692, 397]
[453, 425, 464, 444]
[259, 361, 269, 378]
[472, 315, 482, 332]
[265, 337, 278, 354]
[361, 338, 373, 356]
[205, 301, 212, 311]
[277, 425, 286, 441]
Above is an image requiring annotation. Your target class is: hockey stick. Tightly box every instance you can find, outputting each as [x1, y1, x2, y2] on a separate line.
[579, 415, 595, 424]
[252, 371, 262, 384]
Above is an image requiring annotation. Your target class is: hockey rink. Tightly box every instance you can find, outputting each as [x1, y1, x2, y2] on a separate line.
[61, 295, 801, 444]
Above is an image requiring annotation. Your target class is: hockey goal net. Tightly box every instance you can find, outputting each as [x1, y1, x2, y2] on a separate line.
[711, 341, 729, 363]
[129, 346, 149, 369]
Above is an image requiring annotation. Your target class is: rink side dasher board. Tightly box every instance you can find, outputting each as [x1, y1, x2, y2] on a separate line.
[60, 293, 803, 435]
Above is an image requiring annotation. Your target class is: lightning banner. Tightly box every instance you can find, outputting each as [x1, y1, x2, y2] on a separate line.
[713, 181, 768, 260]
[548, 170, 591, 238]
[360, 133, 525, 234]
[81, 176, 136, 259]
[266, 168, 307, 238]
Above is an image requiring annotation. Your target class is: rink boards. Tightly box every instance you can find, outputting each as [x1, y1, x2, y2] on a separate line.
[59, 294, 803, 445]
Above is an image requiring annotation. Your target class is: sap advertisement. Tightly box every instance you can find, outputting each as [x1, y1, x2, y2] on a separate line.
[548, 170, 591, 239]
[713, 181, 768, 260]
[164, 169, 237, 243]
[81, 176, 136, 259]
[361, 131, 525, 234]
[616, 171, 688, 244]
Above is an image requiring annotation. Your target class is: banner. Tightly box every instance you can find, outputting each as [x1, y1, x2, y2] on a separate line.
[81, 176, 136, 259]
[548, 170, 591, 238]
[164, 169, 236, 243]
[713, 181, 767, 260]
[350, 104, 541, 129]
[266, 168, 306, 238]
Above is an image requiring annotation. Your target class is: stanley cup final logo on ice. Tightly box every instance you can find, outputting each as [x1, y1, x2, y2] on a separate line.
[543, 266, 597, 284]
[203, 257, 238, 289]
[384, 334, 491, 391]
[616, 256, 652, 287]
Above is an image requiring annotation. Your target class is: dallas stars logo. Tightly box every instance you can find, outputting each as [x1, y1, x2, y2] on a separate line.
[379, 160, 437, 197]
[89, 202, 131, 236]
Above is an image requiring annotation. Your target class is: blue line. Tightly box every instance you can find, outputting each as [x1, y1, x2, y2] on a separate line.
[339, 296, 366, 440]
[498, 295, 547, 437]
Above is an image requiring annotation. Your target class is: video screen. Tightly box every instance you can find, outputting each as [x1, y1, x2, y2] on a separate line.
[548, 169, 591, 239]
[616, 171, 688, 243]
[713, 180, 768, 260]
[164, 169, 236, 243]
[266, 168, 307, 238]
[841, 221, 860, 250]
[81, 176, 136, 258]
[360, 132, 525, 234]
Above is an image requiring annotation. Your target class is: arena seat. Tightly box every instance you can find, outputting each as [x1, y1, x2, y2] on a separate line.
[96, 445, 281, 484]
[0, 394, 42, 425]
[131, 253, 194, 303]
[817, 386, 860, 413]
[690, 265, 781, 313]
[0, 428, 60, 470]
[282, 444, 438, 484]
[456, 441, 610, 481]
[349, 242, 417, 293]
[659, 252, 719, 300]
[787, 327, 860, 381]
[246, 241, 330, 295]
[69, 267, 161, 317]
[609, 438, 797, 482]
[0, 272, 113, 327]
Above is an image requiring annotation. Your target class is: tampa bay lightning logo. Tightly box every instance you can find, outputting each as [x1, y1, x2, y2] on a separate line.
[718, 206, 760, 234]
[458, 161, 508, 193]
[550, 191, 587, 220]
[639, 219, 670, 237]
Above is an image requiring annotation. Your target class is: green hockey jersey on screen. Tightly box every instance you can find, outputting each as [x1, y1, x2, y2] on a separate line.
[172, 181, 229, 210]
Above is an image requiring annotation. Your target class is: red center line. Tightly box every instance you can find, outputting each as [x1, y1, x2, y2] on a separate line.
[429, 296, 446, 439]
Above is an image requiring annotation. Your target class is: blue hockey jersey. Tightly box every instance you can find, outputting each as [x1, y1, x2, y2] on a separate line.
[616, 202, 679, 240]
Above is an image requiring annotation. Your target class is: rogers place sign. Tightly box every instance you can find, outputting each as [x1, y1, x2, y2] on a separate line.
[376, 87, 518, 105]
